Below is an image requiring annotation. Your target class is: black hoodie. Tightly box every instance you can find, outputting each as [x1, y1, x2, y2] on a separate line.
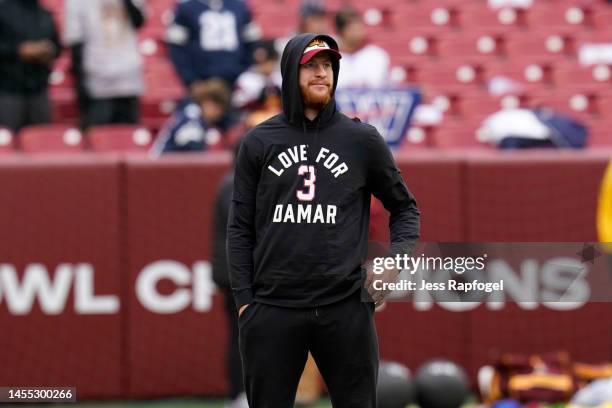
[228, 33, 420, 309]
[0, 0, 60, 95]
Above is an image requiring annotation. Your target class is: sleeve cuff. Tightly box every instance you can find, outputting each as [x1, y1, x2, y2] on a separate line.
[390, 240, 418, 258]
[234, 288, 254, 309]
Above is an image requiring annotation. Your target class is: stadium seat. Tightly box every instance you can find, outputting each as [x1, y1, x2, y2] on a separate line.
[19, 125, 84, 153]
[553, 62, 612, 88]
[437, 34, 505, 60]
[599, 94, 612, 117]
[140, 89, 183, 131]
[391, 5, 459, 31]
[573, 29, 612, 45]
[138, 0, 174, 39]
[525, 90, 597, 122]
[49, 87, 78, 124]
[252, 10, 296, 38]
[139, 38, 168, 59]
[592, 8, 612, 30]
[400, 125, 435, 149]
[375, 34, 437, 65]
[459, 4, 527, 31]
[483, 61, 553, 89]
[429, 119, 485, 148]
[525, 3, 595, 31]
[459, 93, 510, 120]
[409, 62, 486, 90]
[88, 125, 154, 153]
[0, 128, 16, 154]
[143, 59, 184, 89]
[141, 59, 185, 129]
[588, 119, 612, 146]
[40, 0, 62, 13]
[505, 32, 576, 60]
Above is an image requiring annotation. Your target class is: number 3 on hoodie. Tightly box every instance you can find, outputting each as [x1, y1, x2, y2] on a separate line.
[297, 165, 316, 201]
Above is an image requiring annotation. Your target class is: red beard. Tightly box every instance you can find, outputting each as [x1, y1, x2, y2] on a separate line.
[301, 82, 332, 111]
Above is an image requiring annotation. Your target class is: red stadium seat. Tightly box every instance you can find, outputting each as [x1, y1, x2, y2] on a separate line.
[437, 34, 505, 61]
[49, 87, 78, 124]
[459, 93, 509, 120]
[573, 29, 612, 45]
[0, 128, 16, 154]
[525, 3, 596, 31]
[483, 61, 553, 89]
[599, 94, 612, 117]
[88, 125, 154, 153]
[553, 62, 612, 88]
[505, 32, 576, 60]
[40, 0, 63, 13]
[143, 59, 184, 90]
[139, 38, 168, 59]
[588, 119, 612, 146]
[459, 4, 527, 31]
[525, 90, 598, 122]
[140, 88, 183, 131]
[391, 5, 459, 31]
[138, 0, 174, 39]
[253, 11, 295, 38]
[141, 59, 185, 129]
[430, 119, 485, 148]
[402, 117, 489, 150]
[408, 62, 486, 90]
[375, 33, 438, 65]
[19, 125, 84, 153]
[399, 126, 432, 149]
[592, 8, 612, 30]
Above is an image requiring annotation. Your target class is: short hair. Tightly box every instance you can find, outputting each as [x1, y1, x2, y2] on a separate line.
[300, 0, 326, 20]
[334, 7, 360, 33]
[192, 78, 231, 109]
[253, 39, 279, 64]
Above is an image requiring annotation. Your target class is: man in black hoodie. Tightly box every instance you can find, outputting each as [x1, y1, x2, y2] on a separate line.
[228, 33, 420, 407]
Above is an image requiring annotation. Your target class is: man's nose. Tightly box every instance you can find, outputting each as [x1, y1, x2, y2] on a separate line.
[315, 64, 327, 77]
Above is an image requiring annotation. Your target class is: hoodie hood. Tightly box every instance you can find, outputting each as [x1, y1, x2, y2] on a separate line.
[280, 33, 341, 127]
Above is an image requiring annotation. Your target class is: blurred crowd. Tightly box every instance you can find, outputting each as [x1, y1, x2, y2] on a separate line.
[0, 0, 394, 155]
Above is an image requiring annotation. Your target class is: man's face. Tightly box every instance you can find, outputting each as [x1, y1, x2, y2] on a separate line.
[299, 52, 334, 111]
[342, 20, 365, 47]
[301, 15, 329, 34]
[259, 59, 278, 76]
[201, 100, 225, 124]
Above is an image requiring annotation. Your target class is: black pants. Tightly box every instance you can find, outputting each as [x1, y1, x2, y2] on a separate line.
[0, 90, 50, 131]
[223, 289, 245, 399]
[85, 96, 140, 128]
[239, 291, 379, 407]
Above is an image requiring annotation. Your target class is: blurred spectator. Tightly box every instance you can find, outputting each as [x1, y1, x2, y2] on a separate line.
[334, 7, 390, 89]
[476, 108, 587, 149]
[298, 0, 329, 34]
[275, 0, 330, 54]
[0, 0, 60, 132]
[211, 139, 248, 408]
[488, 0, 533, 8]
[232, 40, 281, 119]
[166, 0, 260, 92]
[150, 78, 231, 155]
[64, 0, 145, 129]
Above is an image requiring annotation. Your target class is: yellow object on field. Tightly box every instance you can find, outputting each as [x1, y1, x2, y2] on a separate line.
[597, 160, 612, 251]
